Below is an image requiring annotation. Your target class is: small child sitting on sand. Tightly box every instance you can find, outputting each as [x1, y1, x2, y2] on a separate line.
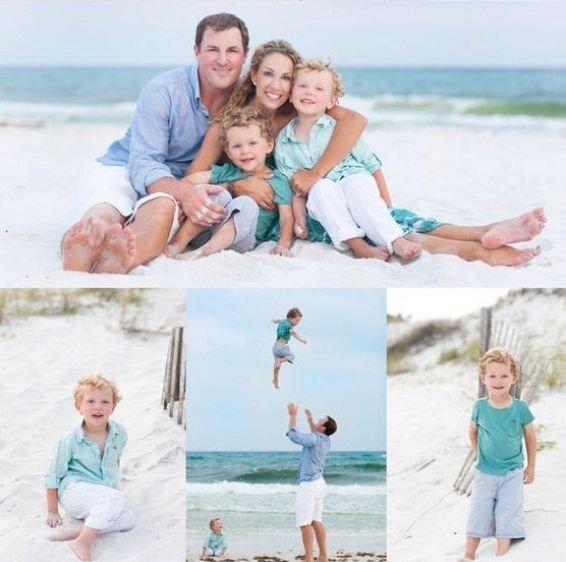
[45, 374, 134, 561]
[460, 348, 536, 560]
[201, 517, 228, 559]
[272, 307, 307, 389]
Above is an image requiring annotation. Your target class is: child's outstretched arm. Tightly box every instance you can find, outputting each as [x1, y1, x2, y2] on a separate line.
[305, 409, 317, 433]
[290, 329, 307, 344]
[46, 488, 62, 527]
[271, 205, 294, 257]
[523, 423, 537, 484]
[371, 169, 393, 208]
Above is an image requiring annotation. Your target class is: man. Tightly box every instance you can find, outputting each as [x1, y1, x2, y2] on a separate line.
[286, 402, 337, 562]
[61, 13, 250, 273]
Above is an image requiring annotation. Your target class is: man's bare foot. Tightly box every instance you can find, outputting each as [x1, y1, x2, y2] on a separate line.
[62, 218, 106, 272]
[392, 237, 422, 260]
[69, 538, 92, 561]
[481, 208, 546, 249]
[48, 526, 82, 542]
[485, 245, 541, 267]
[352, 245, 390, 261]
[92, 224, 136, 274]
[294, 221, 309, 240]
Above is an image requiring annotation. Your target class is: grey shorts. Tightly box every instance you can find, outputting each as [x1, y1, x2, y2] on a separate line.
[272, 342, 295, 366]
[467, 468, 525, 539]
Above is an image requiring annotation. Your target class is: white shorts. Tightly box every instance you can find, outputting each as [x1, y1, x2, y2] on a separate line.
[126, 192, 181, 243]
[295, 478, 327, 527]
[59, 480, 135, 533]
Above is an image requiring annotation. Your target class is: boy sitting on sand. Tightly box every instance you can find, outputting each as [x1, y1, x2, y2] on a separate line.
[45, 374, 134, 561]
[165, 107, 295, 259]
[201, 517, 228, 559]
[272, 307, 307, 389]
[460, 348, 536, 560]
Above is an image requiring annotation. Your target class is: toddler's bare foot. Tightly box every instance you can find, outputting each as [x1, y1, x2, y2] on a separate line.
[392, 237, 422, 260]
[92, 224, 136, 274]
[62, 217, 106, 272]
[164, 243, 183, 259]
[49, 526, 82, 542]
[69, 538, 92, 561]
[481, 208, 546, 249]
[352, 245, 390, 261]
[485, 245, 541, 267]
[294, 221, 309, 240]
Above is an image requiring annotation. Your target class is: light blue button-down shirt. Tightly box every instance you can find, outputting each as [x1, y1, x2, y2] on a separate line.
[286, 427, 330, 483]
[99, 65, 210, 196]
[275, 114, 382, 182]
[45, 420, 127, 496]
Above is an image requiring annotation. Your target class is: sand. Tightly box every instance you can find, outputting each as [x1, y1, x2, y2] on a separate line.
[0, 290, 186, 562]
[1, 122, 564, 287]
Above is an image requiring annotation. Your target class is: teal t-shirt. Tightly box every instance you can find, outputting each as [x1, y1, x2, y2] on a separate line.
[277, 319, 293, 341]
[210, 163, 292, 244]
[472, 397, 534, 476]
[204, 531, 227, 550]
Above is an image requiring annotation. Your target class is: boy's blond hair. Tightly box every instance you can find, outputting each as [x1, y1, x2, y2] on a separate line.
[479, 347, 519, 381]
[74, 374, 122, 407]
[209, 516, 223, 530]
[219, 107, 274, 148]
[294, 58, 345, 99]
[286, 307, 302, 319]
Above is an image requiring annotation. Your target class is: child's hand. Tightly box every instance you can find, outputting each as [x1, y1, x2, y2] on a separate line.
[46, 511, 62, 527]
[287, 402, 298, 415]
[270, 244, 292, 257]
[524, 465, 535, 484]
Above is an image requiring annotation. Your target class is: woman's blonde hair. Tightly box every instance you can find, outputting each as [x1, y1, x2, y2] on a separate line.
[479, 347, 519, 381]
[74, 374, 122, 407]
[217, 39, 302, 122]
[294, 58, 346, 99]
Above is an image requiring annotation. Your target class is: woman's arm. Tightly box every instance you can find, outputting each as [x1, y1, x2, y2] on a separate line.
[292, 105, 368, 196]
[186, 123, 224, 174]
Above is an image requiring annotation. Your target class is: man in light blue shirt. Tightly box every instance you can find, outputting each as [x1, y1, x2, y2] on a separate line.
[286, 403, 337, 562]
[61, 13, 249, 274]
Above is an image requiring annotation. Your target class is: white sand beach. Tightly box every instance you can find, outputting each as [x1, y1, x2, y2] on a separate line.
[387, 290, 566, 562]
[1, 122, 564, 288]
[0, 290, 186, 562]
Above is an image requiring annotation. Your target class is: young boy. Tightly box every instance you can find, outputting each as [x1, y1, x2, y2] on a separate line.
[286, 403, 337, 562]
[274, 58, 423, 261]
[45, 374, 134, 561]
[165, 107, 295, 259]
[461, 348, 537, 560]
[272, 307, 307, 389]
[201, 517, 228, 559]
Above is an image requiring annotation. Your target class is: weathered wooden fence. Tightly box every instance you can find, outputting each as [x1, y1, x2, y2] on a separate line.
[161, 326, 186, 427]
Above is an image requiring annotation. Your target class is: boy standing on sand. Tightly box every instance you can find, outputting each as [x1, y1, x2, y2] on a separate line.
[272, 307, 307, 389]
[461, 348, 536, 561]
[45, 375, 134, 561]
[286, 402, 337, 562]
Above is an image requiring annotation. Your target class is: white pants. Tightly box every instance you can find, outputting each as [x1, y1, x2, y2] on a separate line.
[295, 478, 327, 527]
[59, 481, 135, 533]
[306, 173, 404, 252]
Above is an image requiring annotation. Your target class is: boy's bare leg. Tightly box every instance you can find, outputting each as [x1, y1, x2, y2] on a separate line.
[391, 236, 422, 260]
[178, 218, 237, 260]
[463, 536, 480, 560]
[165, 219, 206, 258]
[428, 207, 546, 248]
[496, 538, 511, 556]
[49, 525, 83, 542]
[68, 525, 97, 561]
[312, 521, 328, 562]
[346, 238, 390, 261]
[300, 524, 315, 562]
[292, 195, 309, 239]
[273, 358, 288, 389]
[408, 233, 541, 267]
[93, 197, 175, 273]
[61, 204, 125, 272]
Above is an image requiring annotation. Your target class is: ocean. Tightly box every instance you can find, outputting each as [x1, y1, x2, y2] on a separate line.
[186, 450, 386, 556]
[1, 66, 566, 132]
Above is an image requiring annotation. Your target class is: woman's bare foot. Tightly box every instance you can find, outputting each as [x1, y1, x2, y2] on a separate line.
[48, 526, 82, 542]
[92, 224, 136, 274]
[62, 218, 106, 272]
[68, 538, 92, 561]
[481, 208, 546, 249]
[485, 245, 541, 267]
[392, 237, 422, 260]
[294, 221, 309, 240]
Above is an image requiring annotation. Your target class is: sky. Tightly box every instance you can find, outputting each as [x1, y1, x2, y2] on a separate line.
[185, 289, 386, 452]
[387, 288, 510, 321]
[1, 1, 566, 67]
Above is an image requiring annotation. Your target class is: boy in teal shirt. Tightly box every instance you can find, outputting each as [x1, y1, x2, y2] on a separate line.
[272, 307, 307, 389]
[165, 107, 294, 259]
[461, 348, 536, 561]
[201, 517, 228, 559]
[45, 374, 134, 561]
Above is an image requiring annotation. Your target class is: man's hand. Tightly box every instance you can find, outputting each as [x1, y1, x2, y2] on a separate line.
[305, 408, 313, 422]
[524, 465, 535, 484]
[235, 176, 276, 210]
[287, 402, 299, 416]
[177, 183, 226, 227]
[46, 511, 62, 527]
[291, 169, 322, 197]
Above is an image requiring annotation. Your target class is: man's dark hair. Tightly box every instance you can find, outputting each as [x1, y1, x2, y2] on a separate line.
[195, 13, 249, 53]
[323, 416, 337, 436]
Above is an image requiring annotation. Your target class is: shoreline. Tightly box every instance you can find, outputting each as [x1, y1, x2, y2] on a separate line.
[186, 552, 386, 562]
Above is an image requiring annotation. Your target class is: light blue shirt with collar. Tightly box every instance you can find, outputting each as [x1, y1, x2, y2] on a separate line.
[275, 114, 382, 182]
[286, 427, 331, 483]
[45, 420, 127, 496]
[99, 65, 210, 196]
